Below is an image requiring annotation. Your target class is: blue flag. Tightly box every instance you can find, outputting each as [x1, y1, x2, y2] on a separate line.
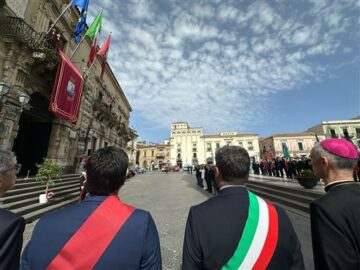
[74, 0, 89, 43]
[71, 0, 88, 9]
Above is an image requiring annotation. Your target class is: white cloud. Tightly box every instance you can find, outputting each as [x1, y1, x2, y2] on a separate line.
[88, 0, 359, 137]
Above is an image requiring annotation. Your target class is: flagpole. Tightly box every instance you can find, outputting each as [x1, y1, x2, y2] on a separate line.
[85, 59, 96, 78]
[70, 35, 86, 60]
[47, 1, 73, 35]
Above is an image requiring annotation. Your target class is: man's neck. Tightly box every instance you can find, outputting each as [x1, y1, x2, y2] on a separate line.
[323, 170, 353, 186]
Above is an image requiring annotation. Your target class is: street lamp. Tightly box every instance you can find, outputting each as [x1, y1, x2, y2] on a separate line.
[0, 82, 11, 109]
[0, 82, 11, 103]
[0, 82, 10, 95]
[18, 94, 30, 105]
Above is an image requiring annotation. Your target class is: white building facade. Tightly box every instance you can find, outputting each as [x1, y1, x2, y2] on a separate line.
[170, 122, 260, 167]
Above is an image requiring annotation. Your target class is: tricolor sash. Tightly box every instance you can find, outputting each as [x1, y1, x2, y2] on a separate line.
[222, 191, 278, 270]
[47, 195, 135, 270]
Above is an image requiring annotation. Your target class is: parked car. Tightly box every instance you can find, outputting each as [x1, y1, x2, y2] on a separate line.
[183, 164, 191, 171]
[161, 165, 169, 172]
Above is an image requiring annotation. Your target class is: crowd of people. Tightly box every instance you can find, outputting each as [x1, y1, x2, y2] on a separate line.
[0, 139, 359, 269]
[252, 157, 312, 178]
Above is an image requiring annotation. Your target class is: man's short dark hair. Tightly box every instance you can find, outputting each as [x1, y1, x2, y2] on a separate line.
[215, 146, 250, 183]
[86, 146, 128, 195]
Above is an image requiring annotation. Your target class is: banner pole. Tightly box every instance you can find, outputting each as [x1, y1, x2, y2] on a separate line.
[70, 35, 86, 60]
[47, 1, 73, 35]
[85, 60, 96, 79]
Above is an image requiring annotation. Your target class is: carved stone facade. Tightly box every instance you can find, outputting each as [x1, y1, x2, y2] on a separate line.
[259, 133, 326, 159]
[137, 142, 171, 171]
[0, 1, 135, 174]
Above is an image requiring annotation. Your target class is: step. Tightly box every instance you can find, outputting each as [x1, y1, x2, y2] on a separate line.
[12, 188, 79, 216]
[4, 178, 80, 197]
[247, 180, 323, 200]
[4, 187, 80, 210]
[12, 176, 80, 190]
[247, 187, 310, 214]
[23, 194, 79, 223]
[16, 174, 79, 184]
[2, 182, 80, 204]
[246, 183, 317, 204]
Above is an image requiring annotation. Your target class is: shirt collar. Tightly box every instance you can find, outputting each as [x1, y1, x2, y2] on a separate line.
[325, 179, 356, 192]
[220, 184, 246, 191]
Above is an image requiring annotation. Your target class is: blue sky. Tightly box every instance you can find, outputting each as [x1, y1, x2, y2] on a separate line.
[87, 0, 360, 143]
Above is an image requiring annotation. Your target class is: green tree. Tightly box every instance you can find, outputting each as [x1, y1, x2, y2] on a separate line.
[36, 159, 62, 195]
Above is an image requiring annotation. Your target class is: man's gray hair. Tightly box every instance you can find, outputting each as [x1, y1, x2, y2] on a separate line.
[312, 143, 357, 171]
[0, 150, 16, 173]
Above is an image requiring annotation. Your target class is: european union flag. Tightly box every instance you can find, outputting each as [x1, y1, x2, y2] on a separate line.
[71, 0, 89, 10]
[74, 0, 89, 43]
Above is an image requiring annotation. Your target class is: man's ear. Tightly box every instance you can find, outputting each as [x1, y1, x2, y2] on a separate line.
[214, 166, 220, 178]
[321, 156, 329, 168]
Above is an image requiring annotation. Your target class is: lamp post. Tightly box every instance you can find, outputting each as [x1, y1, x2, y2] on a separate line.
[18, 94, 30, 105]
[0, 82, 11, 109]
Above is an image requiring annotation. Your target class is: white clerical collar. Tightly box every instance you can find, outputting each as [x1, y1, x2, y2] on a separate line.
[325, 179, 354, 188]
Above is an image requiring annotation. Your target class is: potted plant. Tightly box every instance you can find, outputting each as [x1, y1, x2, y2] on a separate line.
[296, 169, 319, 189]
[36, 159, 62, 203]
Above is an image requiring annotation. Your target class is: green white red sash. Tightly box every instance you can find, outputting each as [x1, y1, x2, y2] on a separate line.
[222, 191, 278, 270]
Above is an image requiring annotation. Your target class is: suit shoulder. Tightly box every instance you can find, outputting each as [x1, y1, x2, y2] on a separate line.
[189, 195, 218, 212]
[0, 208, 25, 227]
[132, 208, 152, 220]
[312, 184, 360, 207]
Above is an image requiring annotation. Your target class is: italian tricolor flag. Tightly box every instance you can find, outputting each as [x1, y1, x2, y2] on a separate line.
[222, 191, 279, 270]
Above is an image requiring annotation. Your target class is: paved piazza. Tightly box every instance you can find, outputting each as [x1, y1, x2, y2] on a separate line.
[23, 172, 314, 269]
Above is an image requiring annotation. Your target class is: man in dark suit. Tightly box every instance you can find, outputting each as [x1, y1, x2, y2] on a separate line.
[310, 139, 360, 270]
[21, 147, 162, 269]
[0, 150, 25, 270]
[182, 146, 304, 270]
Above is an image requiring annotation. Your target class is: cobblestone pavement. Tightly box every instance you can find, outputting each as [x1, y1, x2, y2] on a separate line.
[23, 172, 315, 269]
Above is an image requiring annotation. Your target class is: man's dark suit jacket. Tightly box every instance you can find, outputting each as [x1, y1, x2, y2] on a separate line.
[21, 195, 162, 269]
[0, 208, 25, 270]
[310, 182, 360, 270]
[182, 186, 304, 270]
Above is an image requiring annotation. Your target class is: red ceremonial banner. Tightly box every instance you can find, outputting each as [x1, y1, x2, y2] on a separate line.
[49, 50, 84, 124]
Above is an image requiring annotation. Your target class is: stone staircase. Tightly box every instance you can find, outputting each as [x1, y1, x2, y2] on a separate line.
[247, 177, 324, 216]
[1, 174, 80, 223]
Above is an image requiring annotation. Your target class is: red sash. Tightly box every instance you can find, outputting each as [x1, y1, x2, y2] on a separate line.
[47, 195, 135, 270]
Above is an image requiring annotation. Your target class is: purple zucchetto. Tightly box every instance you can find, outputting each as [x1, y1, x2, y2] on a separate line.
[320, 138, 359, 159]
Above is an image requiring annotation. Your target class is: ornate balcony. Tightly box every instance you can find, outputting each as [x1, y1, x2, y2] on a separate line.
[0, 16, 59, 63]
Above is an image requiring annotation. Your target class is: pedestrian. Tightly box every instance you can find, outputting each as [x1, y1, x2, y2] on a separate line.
[0, 150, 25, 270]
[21, 146, 162, 269]
[182, 146, 304, 269]
[79, 171, 87, 202]
[200, 165, 207, 190]
[309, 139, 360, 270]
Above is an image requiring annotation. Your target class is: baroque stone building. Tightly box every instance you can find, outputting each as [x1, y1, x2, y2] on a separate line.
[170, 121, 260, 167]
[0, 0, 135, 174]
[136, 141, 171, 171]
[259, 132, 326, 159]
[307, 117, 360, 148]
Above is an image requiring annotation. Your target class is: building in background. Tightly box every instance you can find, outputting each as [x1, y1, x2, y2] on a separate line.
[0, 0, 135, 174]
[259, 132, 326, 160]
[126, 128, 138, 168]
[170, 122, 260, 167]
[136, 141, 171, 171]
[307, 116, 360, 148]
